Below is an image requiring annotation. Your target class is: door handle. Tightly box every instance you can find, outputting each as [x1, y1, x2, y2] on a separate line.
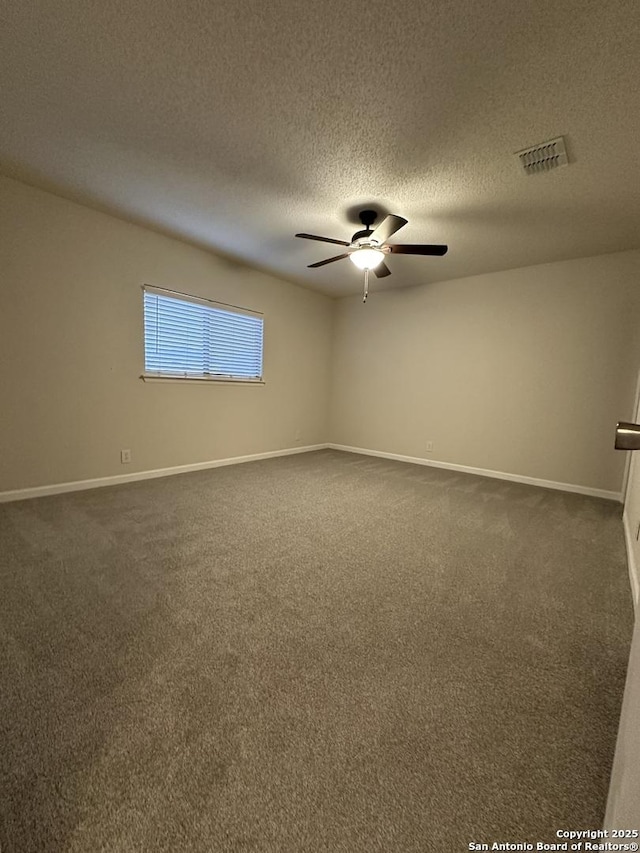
[615, 422, 640, 450]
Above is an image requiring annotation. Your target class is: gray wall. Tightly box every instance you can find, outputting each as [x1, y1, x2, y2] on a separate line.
[0, 176, 334, 493]
[3, 173, 640, 502]
[329, 252, 640, 494]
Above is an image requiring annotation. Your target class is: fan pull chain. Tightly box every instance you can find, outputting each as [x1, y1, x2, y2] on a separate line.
[363, 268, 369, 303]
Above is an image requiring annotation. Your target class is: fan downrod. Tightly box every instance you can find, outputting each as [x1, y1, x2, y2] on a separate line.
[359, 209, 377, 229]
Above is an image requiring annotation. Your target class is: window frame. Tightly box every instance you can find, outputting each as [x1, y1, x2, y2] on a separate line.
[141, 285, 265, 385]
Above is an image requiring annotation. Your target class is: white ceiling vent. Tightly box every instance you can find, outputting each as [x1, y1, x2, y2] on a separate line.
[516, 136, 568, 174]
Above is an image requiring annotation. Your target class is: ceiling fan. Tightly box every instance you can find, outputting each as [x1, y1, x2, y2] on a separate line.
[295, 209, 448, 300]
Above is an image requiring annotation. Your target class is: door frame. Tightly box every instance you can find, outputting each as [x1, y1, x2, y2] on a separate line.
[621, 366, 640, 505]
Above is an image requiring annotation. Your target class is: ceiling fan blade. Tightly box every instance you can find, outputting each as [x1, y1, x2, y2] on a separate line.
[296, 233, 351, 247]
[308, 253, 350, 268]
[374, 261, 391, 278]
[369, 214, 408, 245]
[388, 244, 448, 256]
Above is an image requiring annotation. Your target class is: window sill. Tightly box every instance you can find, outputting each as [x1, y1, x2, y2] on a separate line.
[141, 374, 265, 386]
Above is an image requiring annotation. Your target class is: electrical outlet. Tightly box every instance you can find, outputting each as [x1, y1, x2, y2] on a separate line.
[426, 441, 434, 453]
[121, 449, 132, 464]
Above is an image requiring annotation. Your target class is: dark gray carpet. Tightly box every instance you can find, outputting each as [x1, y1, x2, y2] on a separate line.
[0, 449, 633, 852]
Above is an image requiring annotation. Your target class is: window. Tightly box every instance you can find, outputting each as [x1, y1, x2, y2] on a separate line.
[143, 286, 264, 382]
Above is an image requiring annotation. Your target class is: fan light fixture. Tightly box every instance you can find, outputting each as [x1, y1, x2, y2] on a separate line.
[350, 247, 385, 270]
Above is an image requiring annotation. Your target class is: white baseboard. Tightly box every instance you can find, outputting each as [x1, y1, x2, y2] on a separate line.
[328, 443, 622, 502]
[622, 509, 640, 611]
[0, 444, 330, 503]
[2, 441, 622, 507]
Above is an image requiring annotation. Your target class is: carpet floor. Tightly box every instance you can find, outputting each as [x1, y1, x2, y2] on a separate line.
[0, 449, 634, 852]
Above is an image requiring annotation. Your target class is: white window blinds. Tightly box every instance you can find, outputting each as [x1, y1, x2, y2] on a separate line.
[143, 287, 264, 381]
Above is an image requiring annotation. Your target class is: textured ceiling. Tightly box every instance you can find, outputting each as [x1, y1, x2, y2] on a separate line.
[1, 0, 639, 297]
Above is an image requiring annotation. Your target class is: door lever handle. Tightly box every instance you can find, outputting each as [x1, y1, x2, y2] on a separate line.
[615, 422, 640, 450]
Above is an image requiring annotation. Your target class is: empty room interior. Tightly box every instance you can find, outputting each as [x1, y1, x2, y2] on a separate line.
[2, 1, 640, 851]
